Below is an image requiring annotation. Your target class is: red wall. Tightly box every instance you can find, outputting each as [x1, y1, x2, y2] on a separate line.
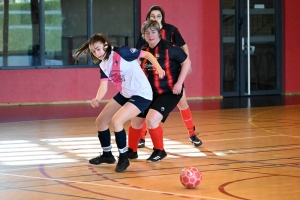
[0, 0, 299, 104]
[139, 0, 220, 98]
[283, 1, 300, 93]
[0, 68, 118, 104]
[140, 0, 300, 95]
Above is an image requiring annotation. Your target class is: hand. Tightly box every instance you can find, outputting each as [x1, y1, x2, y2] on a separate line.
[156, 68, 166, 79]
[172, 83, 182, 95]
[91, 98, 100, 108]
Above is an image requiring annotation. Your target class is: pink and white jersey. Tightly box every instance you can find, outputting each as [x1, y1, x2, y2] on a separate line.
[99, 46, 152, 100]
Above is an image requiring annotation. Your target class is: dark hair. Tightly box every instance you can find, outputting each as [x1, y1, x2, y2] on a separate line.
[141, 20, 162, 39]
[74, 33, 112, 64]
[146, 5, 166, 25]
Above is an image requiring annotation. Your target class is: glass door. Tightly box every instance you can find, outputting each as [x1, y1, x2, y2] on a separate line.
[221, 0, 283, 97]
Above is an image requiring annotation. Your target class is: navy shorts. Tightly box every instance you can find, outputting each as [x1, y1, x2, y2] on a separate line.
[137, 89, 183, 123]
[113, 92, 152, 115]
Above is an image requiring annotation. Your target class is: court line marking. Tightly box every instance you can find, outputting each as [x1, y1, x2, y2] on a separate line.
[248, 106, 300, 137]
[0, 162, 88, 172]
[203, 134, 288, 142]
[0, 172, 227, 200]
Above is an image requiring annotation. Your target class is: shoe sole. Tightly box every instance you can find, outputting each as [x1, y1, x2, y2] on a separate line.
[146, 160, 160, 163]
[89, 158, 116, 165]
[115, 164, 130, 172]
[128, 157, 138, 161]
[192, 141, 202, 147]
[146, 154, 167, 163]
[89, 161, 116, 165]
[127, 153, 138, 160]
[189, 138, 203, 147]
[193, 143, 202, 147]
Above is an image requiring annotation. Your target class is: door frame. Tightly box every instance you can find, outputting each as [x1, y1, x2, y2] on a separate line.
[220, 0, 283, 97]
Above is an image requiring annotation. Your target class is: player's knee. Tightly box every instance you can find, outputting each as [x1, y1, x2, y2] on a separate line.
[95, 119, 101, 129]
[111, 116, 125, 132]
[146, 117, 159, 129]
[95, 116, 107, 129]
[111, 117, 120, 127]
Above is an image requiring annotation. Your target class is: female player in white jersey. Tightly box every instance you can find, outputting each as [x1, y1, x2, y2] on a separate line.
[74, 33, 165, 172]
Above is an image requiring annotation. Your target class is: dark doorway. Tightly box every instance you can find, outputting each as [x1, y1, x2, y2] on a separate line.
[221, 0, 283, 97]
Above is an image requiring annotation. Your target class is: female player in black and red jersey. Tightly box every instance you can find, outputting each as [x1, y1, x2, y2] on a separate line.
[127, 20, 191, 162]
[134, 5, 202, 148]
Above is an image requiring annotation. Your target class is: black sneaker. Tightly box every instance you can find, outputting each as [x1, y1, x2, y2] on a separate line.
[138, 139, 145, 148]
[189, 134, 202, 147]
[115, 158, 130, 172]
[127, 148, 138, 160]
[89, 154, 116, 165]
[146, 148, 167, 162]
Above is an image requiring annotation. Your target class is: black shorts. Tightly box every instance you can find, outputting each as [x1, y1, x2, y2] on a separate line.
[138, 89, 183, 123]
[113, 93, 152, 115]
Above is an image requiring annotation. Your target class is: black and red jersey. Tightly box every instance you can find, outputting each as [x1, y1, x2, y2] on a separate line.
[136, 23, 186, 49]
[140, 39, 187, 95]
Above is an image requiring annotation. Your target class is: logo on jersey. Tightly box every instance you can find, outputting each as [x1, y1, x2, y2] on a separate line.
[130, 48, 138, 53]
[110, 72, 125, 83]
[144, 62, 154, 71]
[161, 107, 165, 112]
[155, 54, 160, 58]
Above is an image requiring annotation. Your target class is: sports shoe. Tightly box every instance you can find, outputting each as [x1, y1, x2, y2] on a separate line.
[138, 139, 145, 148]
[115, 158, 130, 172]
[189, 134, 202, 147]
[146, 148, 167, 162]
[89, 154, 116, 165]
[127, 148, 138, 160]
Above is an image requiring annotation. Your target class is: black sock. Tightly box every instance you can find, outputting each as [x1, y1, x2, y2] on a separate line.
[115, 129, 128, 159]
[98, 129, 113, 158]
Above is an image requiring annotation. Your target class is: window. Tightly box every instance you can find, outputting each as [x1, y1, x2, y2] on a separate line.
[0, 0, 137, 69]
[1, 0, 39, 67]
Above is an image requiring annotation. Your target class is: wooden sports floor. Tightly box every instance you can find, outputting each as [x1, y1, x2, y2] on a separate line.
[0, 95, 300, 200]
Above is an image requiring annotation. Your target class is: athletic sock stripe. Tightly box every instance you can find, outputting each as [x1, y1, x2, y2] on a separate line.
[103, 145, 112, 152]
[119, 146, 128, 153]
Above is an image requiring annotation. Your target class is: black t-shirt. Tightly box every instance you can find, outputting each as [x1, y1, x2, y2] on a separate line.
[136, 23, 186, 49]
[140, 39, 187, 95]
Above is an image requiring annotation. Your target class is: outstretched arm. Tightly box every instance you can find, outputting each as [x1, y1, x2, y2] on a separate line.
[139, 50, 165, 79]
[91, 80, 108, 108]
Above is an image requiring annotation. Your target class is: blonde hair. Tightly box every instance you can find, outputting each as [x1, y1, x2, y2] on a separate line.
[141, 20, 162, 39]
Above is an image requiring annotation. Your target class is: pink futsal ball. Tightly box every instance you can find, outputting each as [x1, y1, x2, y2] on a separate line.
[179, 166, 202, 189]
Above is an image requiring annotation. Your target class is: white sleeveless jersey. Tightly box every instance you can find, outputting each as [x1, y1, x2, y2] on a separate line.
[99, 46, 153, 100]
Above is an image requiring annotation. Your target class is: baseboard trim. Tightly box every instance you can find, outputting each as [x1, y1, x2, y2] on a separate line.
[186, 96, 223, 100]
[283, 92, 300, 96]
[0, 100, 105, 106]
